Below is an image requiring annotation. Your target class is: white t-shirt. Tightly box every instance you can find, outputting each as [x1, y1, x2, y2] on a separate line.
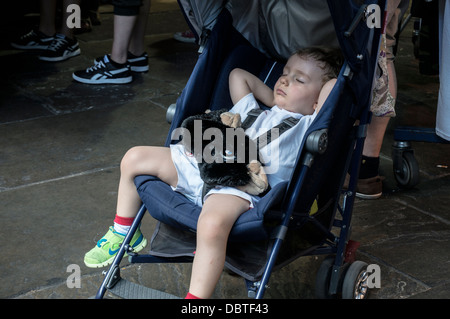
[230, 93, 317, 187]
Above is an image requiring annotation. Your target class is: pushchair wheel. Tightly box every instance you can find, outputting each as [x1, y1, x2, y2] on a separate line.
[341, 260, 369, 299]
[166, 103, 177, 123]
[393, 150, 420, 188]
[315, 256, 337, 299]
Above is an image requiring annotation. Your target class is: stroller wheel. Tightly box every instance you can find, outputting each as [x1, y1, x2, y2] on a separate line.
[392, 142, 420, 189]
[315, 256, 337, 299]
[166, 103, 177, 123]
[393, 151, 420, 188]
[341, 261, 369, 299]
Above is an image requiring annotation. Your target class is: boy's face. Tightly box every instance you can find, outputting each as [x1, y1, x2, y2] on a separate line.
[273, 54, 325, 115]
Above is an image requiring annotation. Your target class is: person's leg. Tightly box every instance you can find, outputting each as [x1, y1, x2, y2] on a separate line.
[128, 0, 151, 56]
[357, 0, 403, 198]
[109, 0, 144, 63]
[356, 58, 395, 198]
[72, 0, 140, 82]
[60, 0, 80, 39]
[360, 38, 397, 166]
[110, 15, 138, 64]
[37, 0, 81, 61]
[187, 194, 250, 299]
[363, 48, 397, 159]
[39, 0, 57, 36]
[10, 0, 56, 50]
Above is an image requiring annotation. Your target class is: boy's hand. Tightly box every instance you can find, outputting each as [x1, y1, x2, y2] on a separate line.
[220, 112, 241, 128]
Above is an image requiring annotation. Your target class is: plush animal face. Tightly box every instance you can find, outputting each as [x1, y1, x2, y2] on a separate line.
[180, 110, 268, 195]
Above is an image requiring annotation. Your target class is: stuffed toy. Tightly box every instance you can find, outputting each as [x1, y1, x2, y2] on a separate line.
[180, 109, 268, 196]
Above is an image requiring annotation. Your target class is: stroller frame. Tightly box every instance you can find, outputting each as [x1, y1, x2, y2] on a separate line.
[94, 0, 385, 299]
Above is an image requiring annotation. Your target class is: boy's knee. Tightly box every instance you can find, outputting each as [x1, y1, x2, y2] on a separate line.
[197, 214, 228, 242]
[121, 147, 144, 171]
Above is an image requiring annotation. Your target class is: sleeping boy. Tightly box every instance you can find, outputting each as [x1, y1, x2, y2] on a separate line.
[84, 47, 342, 299]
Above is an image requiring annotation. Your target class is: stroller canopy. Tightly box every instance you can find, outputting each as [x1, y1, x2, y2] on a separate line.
[179, 0, 340, 60]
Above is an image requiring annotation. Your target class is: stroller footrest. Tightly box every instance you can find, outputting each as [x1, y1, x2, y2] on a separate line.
[108, 279, 180, 299]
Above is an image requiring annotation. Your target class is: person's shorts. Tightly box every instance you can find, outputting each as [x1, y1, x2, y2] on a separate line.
[112, 0, 143, 16]
[370, 0, 408, 118]
[169, 144, 259, 208]
[371, 34, 396, 117]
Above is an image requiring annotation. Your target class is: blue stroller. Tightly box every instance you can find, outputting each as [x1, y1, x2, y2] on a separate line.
[95, 0, 385, 299]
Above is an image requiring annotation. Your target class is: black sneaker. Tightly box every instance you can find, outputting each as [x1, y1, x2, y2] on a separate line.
[10, 30, 55, 50]
[72, 54, 133, 84]
[38, 34, 81, 62]
[127, 51, 149, 72]
[94, 51, 148, 73]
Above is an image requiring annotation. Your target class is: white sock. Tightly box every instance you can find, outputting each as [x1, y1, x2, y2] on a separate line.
[113, 222, 131, 236]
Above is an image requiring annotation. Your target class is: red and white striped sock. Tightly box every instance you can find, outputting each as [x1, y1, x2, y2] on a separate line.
[185, 292, 201, 299]
[113, 214, 134, 235]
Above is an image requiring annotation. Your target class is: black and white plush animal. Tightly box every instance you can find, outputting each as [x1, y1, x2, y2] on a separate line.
[180, 109, 268, 195]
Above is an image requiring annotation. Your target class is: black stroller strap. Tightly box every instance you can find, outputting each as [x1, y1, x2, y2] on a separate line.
[240, 107, 300, 149]
[241, 108, 264, 130]
[256, 116, 299, 149]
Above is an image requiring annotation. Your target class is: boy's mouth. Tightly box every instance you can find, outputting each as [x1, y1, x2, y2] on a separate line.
[276, 88, 286, 96]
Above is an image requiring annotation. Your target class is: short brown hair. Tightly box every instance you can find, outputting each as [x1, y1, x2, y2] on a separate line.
[293, 47, 343, 84]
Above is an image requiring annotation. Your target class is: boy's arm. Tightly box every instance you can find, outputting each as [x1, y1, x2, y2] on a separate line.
[229, 68, 275, 107]
[314, 78, 337, 114]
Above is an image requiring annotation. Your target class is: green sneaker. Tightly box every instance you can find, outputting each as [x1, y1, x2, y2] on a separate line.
[84, 226, 147, 268]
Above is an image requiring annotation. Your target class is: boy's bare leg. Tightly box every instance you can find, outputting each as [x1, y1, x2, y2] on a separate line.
[188, 194, 250, 299]
[84, 146, 176, 268]
[116, 146, 178, 218]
